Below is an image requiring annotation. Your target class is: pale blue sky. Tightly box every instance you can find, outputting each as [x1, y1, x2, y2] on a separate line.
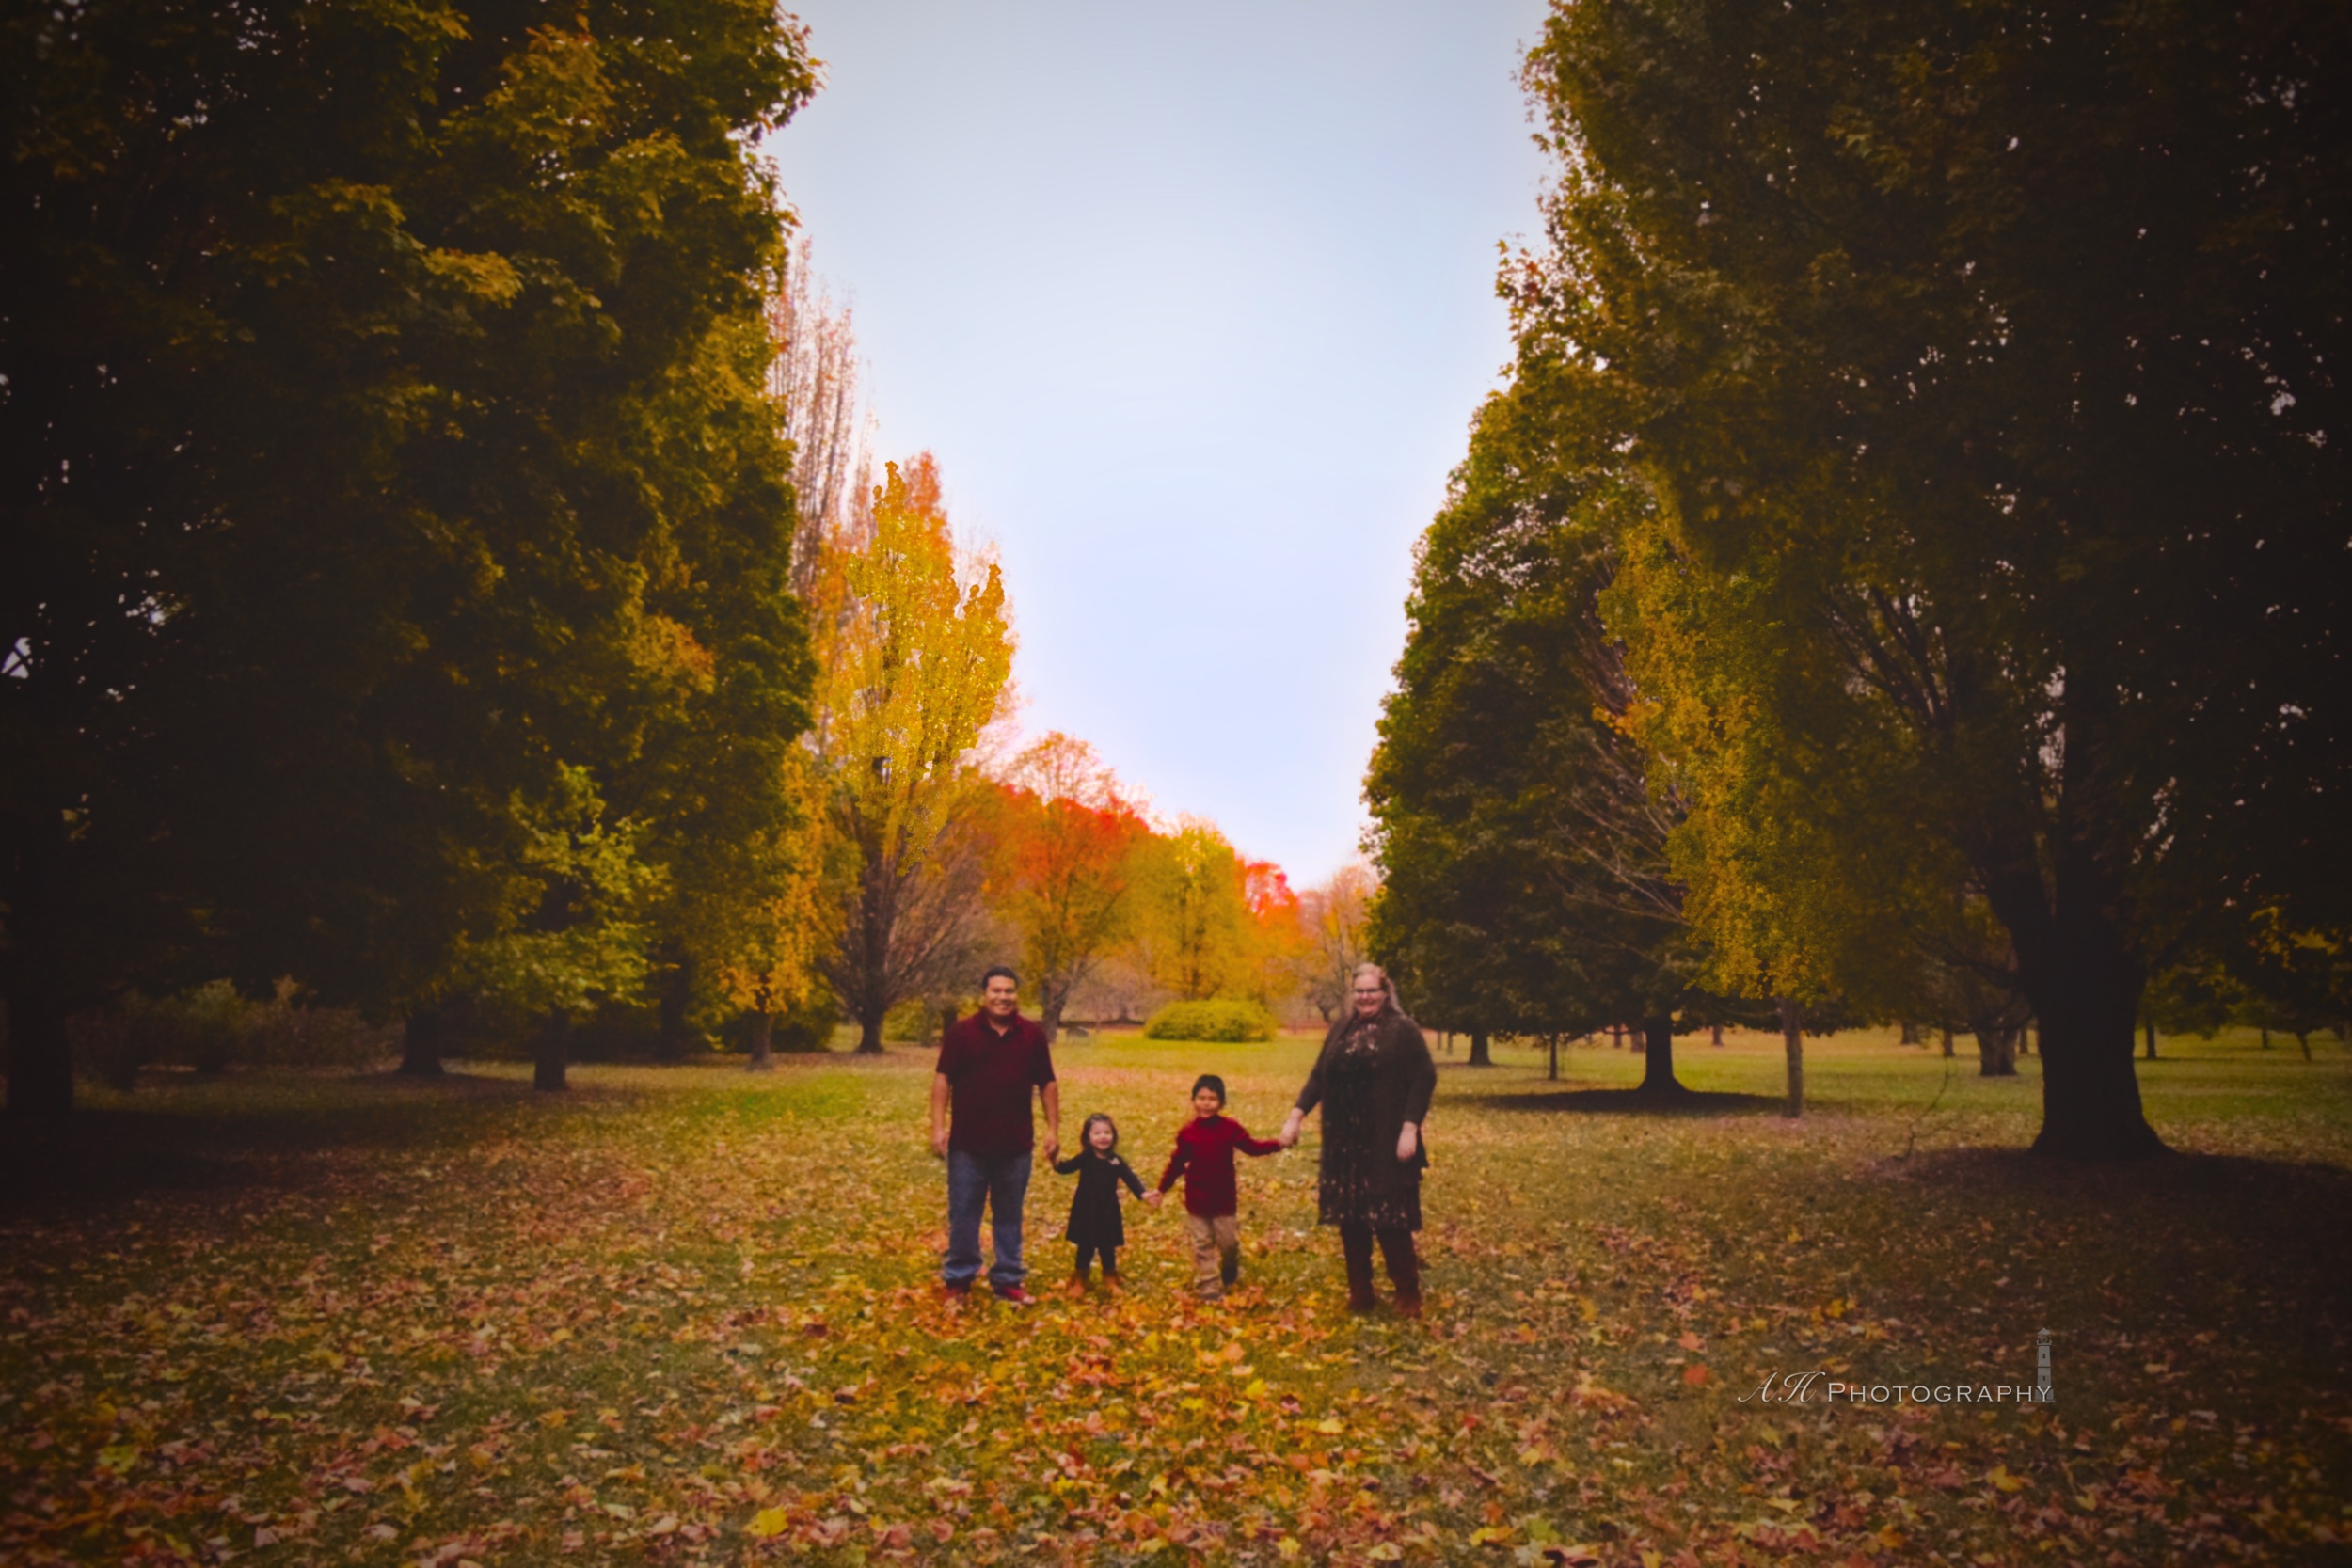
[765, 0, 1554, 885]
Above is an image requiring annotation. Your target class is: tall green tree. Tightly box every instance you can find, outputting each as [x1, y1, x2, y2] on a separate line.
[1366, 390, 1698, 1095]
[2, 0, 818, 1111]
[1515, 0, 2347, 1155]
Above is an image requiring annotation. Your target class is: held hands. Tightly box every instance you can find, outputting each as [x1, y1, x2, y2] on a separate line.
[1143, 1190, 1164, 1207]
[1279, 1109, 1305, 1148]
[1041, 1132, 1060, 1164]
[1395, 1123, 1419, 1163]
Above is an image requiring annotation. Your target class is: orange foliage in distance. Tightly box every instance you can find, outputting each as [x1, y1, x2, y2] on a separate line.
[985, 734, 1151, 1041]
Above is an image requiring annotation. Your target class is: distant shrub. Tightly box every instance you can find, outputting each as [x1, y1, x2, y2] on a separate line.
[1142, 999, 1277, 1043]
[74, 979, 395, 1087]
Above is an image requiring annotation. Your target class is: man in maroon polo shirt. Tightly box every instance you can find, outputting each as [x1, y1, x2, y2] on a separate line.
[930, 965, 1059, 1304]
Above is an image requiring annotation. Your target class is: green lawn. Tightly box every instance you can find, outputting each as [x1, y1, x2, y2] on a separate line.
[3, 1028, 2346, 1565]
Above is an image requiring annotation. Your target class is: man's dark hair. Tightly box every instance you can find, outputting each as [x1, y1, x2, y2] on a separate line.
[982, 964, 1020, 989]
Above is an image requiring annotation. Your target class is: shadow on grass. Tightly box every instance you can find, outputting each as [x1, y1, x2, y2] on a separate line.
[0, 1070, 569, 1212]
[1876, 1142, 2352, 1201]
[1464, 1085, 1788, 1118]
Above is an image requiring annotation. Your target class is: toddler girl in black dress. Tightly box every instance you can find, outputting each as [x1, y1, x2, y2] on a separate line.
[1054, 1112, 1152, 1294]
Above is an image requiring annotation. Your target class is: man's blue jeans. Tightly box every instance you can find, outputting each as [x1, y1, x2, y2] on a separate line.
[945, 1148, 1032, 1291]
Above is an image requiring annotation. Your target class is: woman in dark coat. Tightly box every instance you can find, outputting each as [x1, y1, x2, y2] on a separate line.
[1280, 964, 1438, 1314]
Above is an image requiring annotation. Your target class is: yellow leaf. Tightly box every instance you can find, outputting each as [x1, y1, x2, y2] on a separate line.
[1988, 1465, 2026, 1493]
[1317, 1418, 1344, 1434]
[747, 1507, 789, 1539]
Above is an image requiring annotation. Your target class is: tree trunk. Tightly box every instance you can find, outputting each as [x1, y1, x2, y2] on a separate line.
[2260, 1024, 2270, 1049]
[533, 1008, 570, 1092]
[2296, 1031, 2312, 1062]
[1710, 1022, 1724, 1048]
[1632, 1013, 1686, 1097]
[1609, 1023, 1625, 1050]
[1040, 987, 1065, 1045]
[2, 966, 73, 1117]
[1547, 1034, 1559, 1081]
[2, 813, 76, 1117]
[656, 949, 693, 1060]
[1977, 1026, 2018, 1077]
[855, 1003, 885, 1054]
[1777, 998, 1804, 1117]
[2141, 1021, 2156, 1060]
[1940, 1022, 1955, 1058]
[1467, 1030, 1492, 1067]
[1899, 1020, 1918, 1045]
[1994, 875, 2163, 1158]
[397, 1006, 447, 1077]
[746, 1006, 773, 1072]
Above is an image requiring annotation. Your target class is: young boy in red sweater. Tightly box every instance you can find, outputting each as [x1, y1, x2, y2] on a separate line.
[1155, 1073, 1283, 1300]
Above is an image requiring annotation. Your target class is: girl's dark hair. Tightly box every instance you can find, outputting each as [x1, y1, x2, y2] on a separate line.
[1079, 1112, 1119, 1152]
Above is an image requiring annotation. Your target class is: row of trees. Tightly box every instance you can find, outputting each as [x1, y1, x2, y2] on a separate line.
[1369, 0, 2347, 1156]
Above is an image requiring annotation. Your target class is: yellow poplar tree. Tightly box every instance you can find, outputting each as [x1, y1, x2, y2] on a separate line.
[807, 456, 1014, 1053]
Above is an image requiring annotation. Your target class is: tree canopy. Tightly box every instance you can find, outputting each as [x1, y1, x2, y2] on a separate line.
[1376, 0, 2348, 1153]
[2, 0, 818, 1110]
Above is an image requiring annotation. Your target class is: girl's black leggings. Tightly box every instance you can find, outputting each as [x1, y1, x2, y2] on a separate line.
[1074, 1243, 1119, 1277]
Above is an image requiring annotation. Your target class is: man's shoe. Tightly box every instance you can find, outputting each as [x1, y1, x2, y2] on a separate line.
[993, 1285, 1039, 1307]
[1393, 1295, 1423, 1320]
[1347, 1288, 1378, 1314]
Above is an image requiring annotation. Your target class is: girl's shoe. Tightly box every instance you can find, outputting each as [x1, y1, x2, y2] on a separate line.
[1066, 1274, 1089, 1299]
[1102, 1274, 1126, 1297]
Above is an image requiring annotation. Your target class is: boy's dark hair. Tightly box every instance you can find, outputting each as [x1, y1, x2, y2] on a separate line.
[1080, 1111, 1119, 1152]
[981, 964, 1019, 988]
[1191, 1073, 1226, 1105]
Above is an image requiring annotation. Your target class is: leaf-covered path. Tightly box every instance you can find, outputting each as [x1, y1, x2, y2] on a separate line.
[5, 1033, 2347, 1566]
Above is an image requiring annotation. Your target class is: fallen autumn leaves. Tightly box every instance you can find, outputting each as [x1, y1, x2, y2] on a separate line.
[2, 1033, 2346, 1565]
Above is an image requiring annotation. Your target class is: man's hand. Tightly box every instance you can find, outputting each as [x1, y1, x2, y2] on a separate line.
[1395, 1123, 1420, 1163]
[1143, 1190, 1164, 1207]
[1279, 1109, 1305, 1148]
[932, 1123, 950, 1159]
[1041, 1132, 1060, 1164]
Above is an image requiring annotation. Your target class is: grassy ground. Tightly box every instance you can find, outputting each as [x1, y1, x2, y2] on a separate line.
[3, 1027, 2347, 1566]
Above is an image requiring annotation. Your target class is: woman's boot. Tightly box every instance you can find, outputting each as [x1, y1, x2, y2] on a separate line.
[1375, 1228, 1422, 1318]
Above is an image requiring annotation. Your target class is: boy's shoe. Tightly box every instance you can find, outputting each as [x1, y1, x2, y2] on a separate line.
[993, 1285, 1039, 1307]
[1219, 1257, 1240, 1289]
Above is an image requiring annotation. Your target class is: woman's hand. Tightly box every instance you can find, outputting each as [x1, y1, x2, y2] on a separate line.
[1142, 1190, 1164, 1207]
[1395, 1123, 1419, 1163]
[1279, 1109, 1305, 1148]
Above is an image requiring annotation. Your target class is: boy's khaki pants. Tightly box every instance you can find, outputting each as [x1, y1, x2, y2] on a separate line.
[1185, 1212, 1240, 1298]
